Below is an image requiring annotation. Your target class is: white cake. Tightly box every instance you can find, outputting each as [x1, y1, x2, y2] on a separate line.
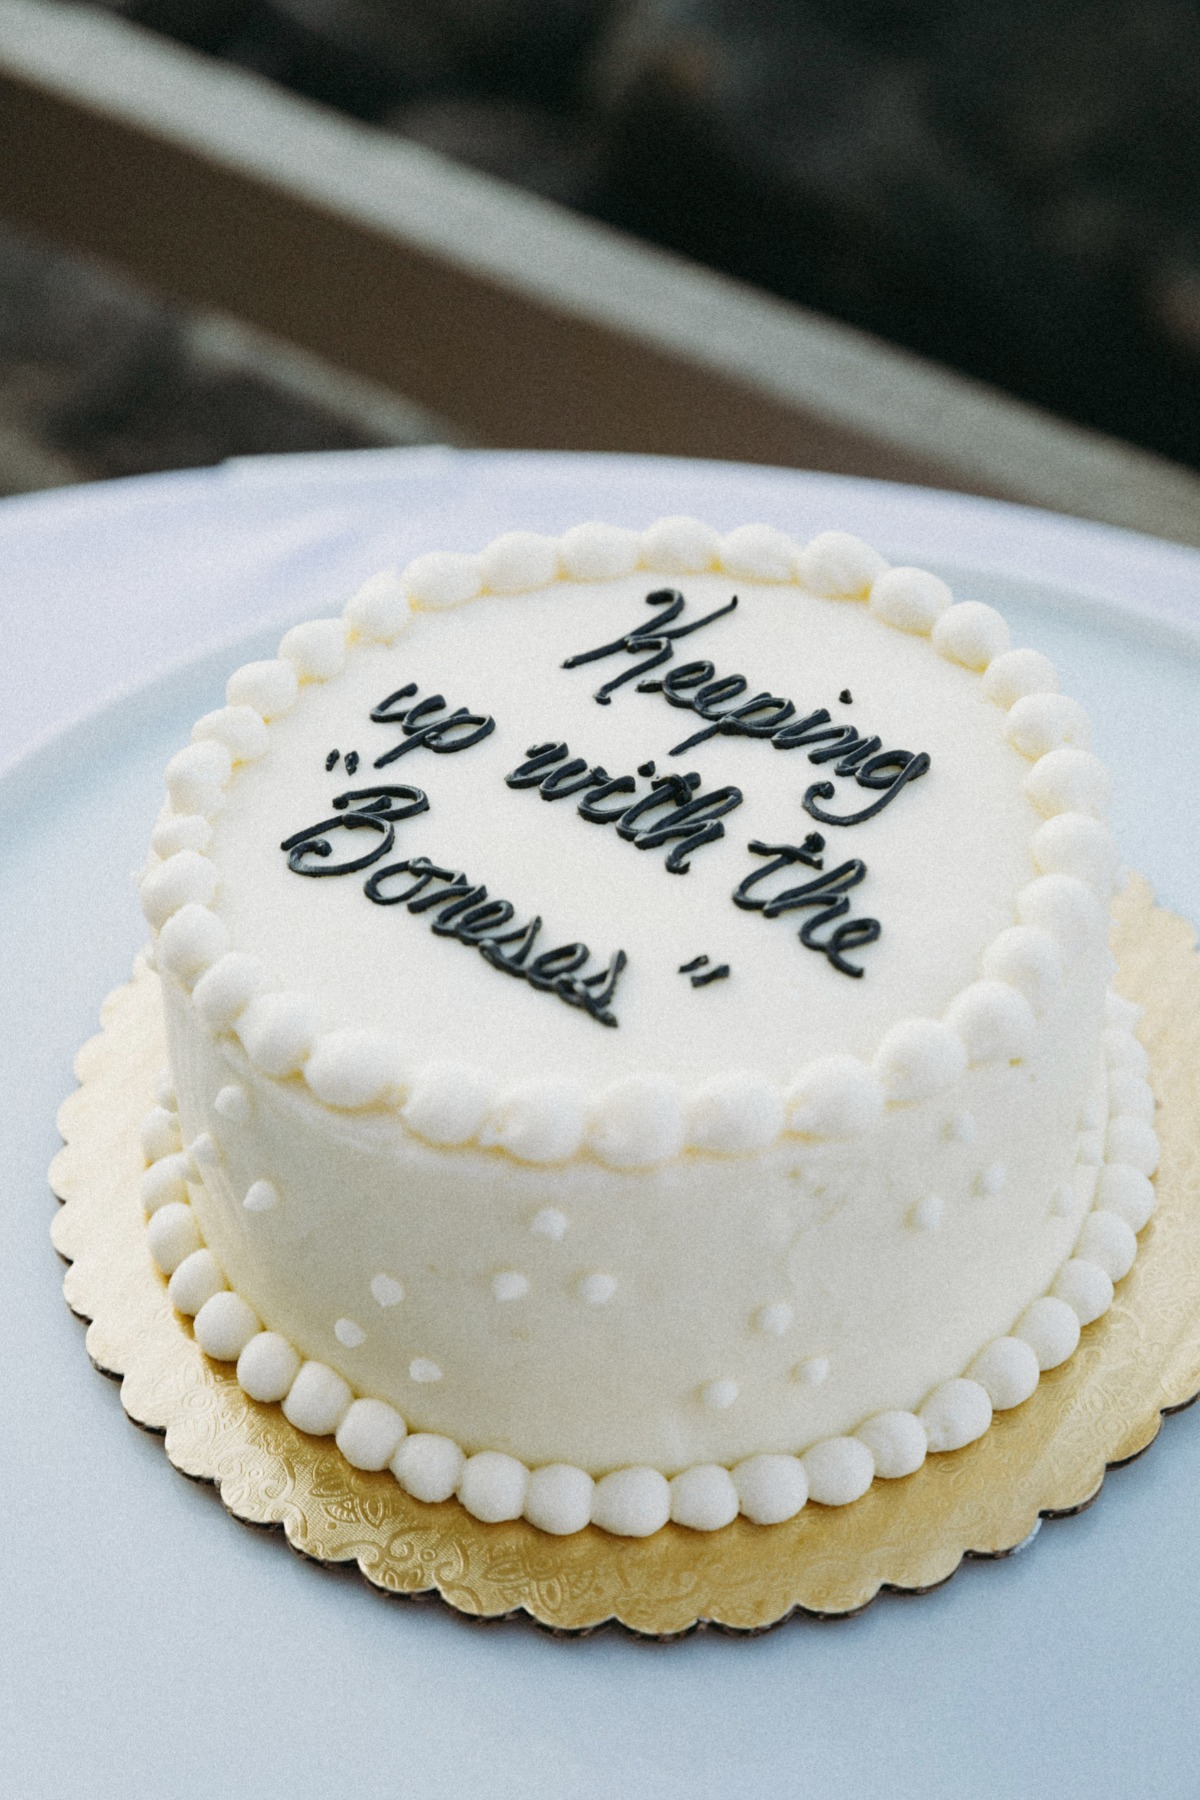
[137, 518, 1158, 1538]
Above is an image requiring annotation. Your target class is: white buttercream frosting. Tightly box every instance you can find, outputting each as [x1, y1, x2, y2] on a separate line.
[138, 519, 1155, 1537]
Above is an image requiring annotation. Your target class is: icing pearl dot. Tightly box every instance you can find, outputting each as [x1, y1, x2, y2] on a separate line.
[140, 1152, 190, 1216]
[154, 1069, 177, 1110]
[977, 1162, 1006, 1198]
[1015, 1295, 1081, 1370]
[795, 1356, 830, 1387]
[391, 1433, 464, 1503]
[233, 1332, 300, 1396]
[335, 1399, 406, 1471]
[732, 1454, 808, 1524]
[1096, 1163, 1155, 1232]
[214, 1083, 251, 1124]
[243, 1179, 279, 1213]
[146, 1202, 201, 1275]
[237, 1332, 300, 1403]
[524, 1463, 595, 1535]
[1077, 1210, 1138, 1282]
[530, 1206, 569, 1240]
[968, 1336, 1040, 1410]
[491, 1271, 529, 1303]
[334, 1317, 366, 1349]
[167, 1248, 225, 1315]
[578, 1272, 617, 1305]
[194, 1290, 260, 1362]
[755, 1301, 793, 1337]
[457, 1451, 530, 1524]
[282, 1362, 352, 1436]
[1052, 1258, 1114, 1324]
[910, 1193, 944, 1231]
[803, 1436, 875, 1505]
[945, 1111, 976, 1145]
[701, 1378, 738, 1410]
[591, 1467, 671, 1537]
[919, 1378, 993, 1452]
[409, 1357, 443, 1383]
[855, 1411, 927, 1479]
[370, 1272, 405, 1308]
[669, 1464, 739, 1531]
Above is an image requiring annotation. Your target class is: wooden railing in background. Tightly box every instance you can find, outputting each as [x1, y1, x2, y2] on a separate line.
[2, 0, 1199, 546]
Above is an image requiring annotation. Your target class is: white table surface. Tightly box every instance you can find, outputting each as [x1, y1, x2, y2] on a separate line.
[3, 448, 1200, 1800]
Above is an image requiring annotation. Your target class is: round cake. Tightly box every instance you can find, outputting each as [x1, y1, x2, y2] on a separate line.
[136, 517, 1158, 1538]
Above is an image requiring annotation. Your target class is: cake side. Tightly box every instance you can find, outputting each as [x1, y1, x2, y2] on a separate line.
[136, 520, 1158, 1535]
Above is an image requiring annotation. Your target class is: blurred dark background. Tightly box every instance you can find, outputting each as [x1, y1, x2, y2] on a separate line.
[4, 0, 1199, 495]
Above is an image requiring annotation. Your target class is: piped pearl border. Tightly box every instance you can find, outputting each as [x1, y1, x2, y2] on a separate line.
[141, 991, 1157, 1537]
[139, 520, 1122, 1170]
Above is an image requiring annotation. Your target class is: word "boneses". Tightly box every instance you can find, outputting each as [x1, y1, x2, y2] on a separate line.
[505, 743, 742, 874]
[279, 785, 626, 1027]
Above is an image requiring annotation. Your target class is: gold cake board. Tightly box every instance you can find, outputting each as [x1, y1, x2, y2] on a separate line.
[49, 875, 1200, 1636]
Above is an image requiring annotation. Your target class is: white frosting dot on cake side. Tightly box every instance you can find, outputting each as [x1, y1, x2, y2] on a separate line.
[213, 1083, 251, 1125]
[144, 520, 1148, 1535]
[243, 1179, 279, 1213]
[529, 1207, 569, 1241]
[578, 1273, 617, 1306]
[701, 1378, 738, 1411]
[909, 1193, 943, 1232]
[795, 1356, 831, 1387]
[370, 1272, 405, 1307]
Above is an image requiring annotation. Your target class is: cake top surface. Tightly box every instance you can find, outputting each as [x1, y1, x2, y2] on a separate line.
[146, 519, 1112, 1165]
